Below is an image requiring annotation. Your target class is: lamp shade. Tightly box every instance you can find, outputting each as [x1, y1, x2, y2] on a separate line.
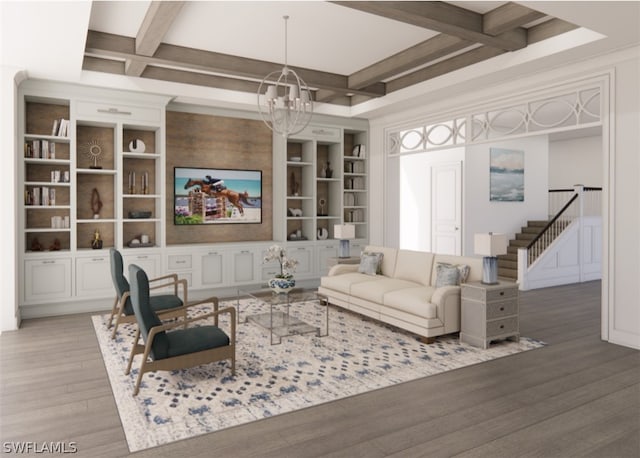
[334, 224, 356, 240]
[474, 233, 508, 256]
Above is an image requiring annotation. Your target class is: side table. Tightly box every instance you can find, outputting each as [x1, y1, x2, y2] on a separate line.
[460, 280, 520, 349]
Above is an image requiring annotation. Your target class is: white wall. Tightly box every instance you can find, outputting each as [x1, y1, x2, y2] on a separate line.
[399, 148, 464, 251]
[549, 135, 602, 188]
[608, 57, 640, 349]
[464, 136, 549, 256]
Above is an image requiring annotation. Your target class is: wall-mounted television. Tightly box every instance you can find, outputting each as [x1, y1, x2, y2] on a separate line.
[174, 167, 262, 225]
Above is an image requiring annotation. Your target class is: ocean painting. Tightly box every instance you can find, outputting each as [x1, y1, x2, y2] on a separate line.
[490, 148, 524, 201]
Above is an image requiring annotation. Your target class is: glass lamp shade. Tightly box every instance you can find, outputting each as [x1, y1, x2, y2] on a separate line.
[334, 224, 356, 258]
[474, 233, 508, 284]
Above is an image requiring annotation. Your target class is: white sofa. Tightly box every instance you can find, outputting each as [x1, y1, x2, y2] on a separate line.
[318, 246, 483, 341]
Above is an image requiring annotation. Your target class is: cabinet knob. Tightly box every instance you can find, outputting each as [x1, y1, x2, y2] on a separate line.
[500, 307, 504, 311]
[499, 291, 504, 296]
[500, 325, 505, 329]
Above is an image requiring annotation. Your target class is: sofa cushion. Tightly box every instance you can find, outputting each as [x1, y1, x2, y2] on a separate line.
[358, 251, 383, 275]
[383, 286, 438, 319]
[350, 277, 419, 304]
[393, 250, 434, 286]
[435, 263, 462, 287]
[364, 246, 398, 277]
[431, 255, 483, 285]
[320, 272, 376, 295]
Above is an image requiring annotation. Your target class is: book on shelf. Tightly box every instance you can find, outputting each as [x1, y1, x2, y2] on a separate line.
[52, 118, 69, 137]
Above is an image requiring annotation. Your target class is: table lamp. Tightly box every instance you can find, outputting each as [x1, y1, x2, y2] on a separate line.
[334, 224, 356, 258]
[474, 232, 508, 284]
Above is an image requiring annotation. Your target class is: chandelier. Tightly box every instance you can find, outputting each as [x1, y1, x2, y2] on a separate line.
[257, 15, 313, 137]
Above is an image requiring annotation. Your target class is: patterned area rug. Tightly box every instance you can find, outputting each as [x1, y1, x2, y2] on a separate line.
[92, 297, 545, 452]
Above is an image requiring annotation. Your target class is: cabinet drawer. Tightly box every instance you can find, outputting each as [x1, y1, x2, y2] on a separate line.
[76, 100, 162, 124]
[462, 284, 518, 302]
[486, 316, 518, 337]
[486, 299, 518, 319]
[168, 254, 192, 270]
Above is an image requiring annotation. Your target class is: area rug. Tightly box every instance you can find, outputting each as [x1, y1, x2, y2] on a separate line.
[92, 297, 545, 452]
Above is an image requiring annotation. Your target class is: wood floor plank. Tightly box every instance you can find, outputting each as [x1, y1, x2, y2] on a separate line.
[0, 280, 638, 458]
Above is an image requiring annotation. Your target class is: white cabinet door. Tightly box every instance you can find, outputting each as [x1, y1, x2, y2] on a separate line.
[288, 245, 314, 278]
[200, 250, 225, 288]
[317, 243, 339, 277]
[76, 256, 113, 298]
[123, 253, 161, 279]
[24, 258, 72, 303]
[167, 253, 194, 287]
[233, 249, 256, 284]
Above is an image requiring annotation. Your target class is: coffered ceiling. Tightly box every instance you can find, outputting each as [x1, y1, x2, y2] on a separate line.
[84, 1, 577, 107]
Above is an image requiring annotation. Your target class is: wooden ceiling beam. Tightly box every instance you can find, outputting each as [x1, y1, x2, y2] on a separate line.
[483, 2, 546, 36]
[348, 34, 472, 90]
[385, 18, 577, 94]
[85, 30, 384, 98]
[331, 1, 527, 51]
[126, 1, 185, 77]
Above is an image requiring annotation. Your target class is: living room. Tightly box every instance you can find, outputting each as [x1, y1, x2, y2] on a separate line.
[1, 1, 639, 456]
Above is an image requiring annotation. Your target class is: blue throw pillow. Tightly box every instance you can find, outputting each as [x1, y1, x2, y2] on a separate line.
[358, 252, 383, 276]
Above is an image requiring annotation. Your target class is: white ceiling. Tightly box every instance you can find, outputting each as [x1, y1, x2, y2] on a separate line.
[2, 1, 640, 119]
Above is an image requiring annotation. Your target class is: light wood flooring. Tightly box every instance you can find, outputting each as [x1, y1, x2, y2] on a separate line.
[1, 281, 638, 457]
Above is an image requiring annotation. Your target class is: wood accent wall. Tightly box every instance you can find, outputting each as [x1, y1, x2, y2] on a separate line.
[165, 111, 273, 244]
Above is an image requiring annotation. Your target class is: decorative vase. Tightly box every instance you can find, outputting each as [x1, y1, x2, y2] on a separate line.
[268, 277, 295, 294]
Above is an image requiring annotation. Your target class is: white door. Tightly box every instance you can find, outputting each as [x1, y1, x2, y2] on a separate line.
[431, 162, 462, 255]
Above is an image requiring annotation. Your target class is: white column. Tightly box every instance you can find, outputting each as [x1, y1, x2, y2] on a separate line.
[0, 66, 26, 332]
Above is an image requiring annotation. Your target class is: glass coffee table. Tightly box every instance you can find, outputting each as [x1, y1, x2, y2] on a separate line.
[237, 288, 329, 345]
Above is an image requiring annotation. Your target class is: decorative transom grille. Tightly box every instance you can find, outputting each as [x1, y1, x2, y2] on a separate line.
[387, 86, 601, 156]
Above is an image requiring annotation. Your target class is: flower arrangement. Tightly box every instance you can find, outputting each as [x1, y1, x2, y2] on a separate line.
[263, 245, 298, 279]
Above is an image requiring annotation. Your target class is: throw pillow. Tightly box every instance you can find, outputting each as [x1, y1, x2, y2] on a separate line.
[435, 263, 460, 287]
[358, 252, 383, 276]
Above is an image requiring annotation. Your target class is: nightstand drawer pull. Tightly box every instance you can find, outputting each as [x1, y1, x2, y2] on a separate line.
[500, 306, 504, 311]
[500, 291, 504, 296]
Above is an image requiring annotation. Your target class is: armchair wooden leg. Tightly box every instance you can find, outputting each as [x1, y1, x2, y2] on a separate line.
[133, 367, 145, 396]
[111, 316, 122, 339]
[125, 329, 141, 375]
[107, 296, 118, 328]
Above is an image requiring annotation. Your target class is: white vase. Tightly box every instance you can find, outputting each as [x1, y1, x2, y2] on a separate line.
[268, 277, 295, 294]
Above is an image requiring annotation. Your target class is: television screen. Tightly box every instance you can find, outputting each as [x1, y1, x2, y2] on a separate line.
[174, 167, 262, 225]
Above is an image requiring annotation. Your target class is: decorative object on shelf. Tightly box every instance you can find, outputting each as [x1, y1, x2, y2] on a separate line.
[49, 238, 61, 251]
[140, 234, 150, 244]
[290, 171, 299, 196]
[474, 232, 508, 284]
[128, 211, 152, 219]
[263, 244, 299, 293]
[91, 188, 103, 219]
[85, 139, 103, 169]
[317, 227, 329, 240]
[318, 198, 327, 216]
[30, 237, 43, 252]
[91, 229, 103, 250]
[288, 207, 303, 217]
[257, 15, 313, 138]
[128, 238, 153, 248]
[325, 161, 333, 178]
[128, 138, 146, 154]
[290, 156, 302, 162]
[335, 224, 356, 258]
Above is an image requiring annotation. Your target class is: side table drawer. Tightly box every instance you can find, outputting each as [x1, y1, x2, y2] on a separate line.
[486, 316, 518, 337]
[168, 254, 192, 270]
[486, 299, 518, 319]
[462, 284, 518, 302]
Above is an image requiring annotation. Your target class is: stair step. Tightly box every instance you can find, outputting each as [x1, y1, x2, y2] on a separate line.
[498, 267, 518, 279]
[507, 246, 520, 254]
[498, 253, 517, 261]
[527, 220, 549, 227]
[498, 259, 518, 269]
[509, 239, 530, 247]
[521, 226, 543, 234]
[516, 232, 536, 240]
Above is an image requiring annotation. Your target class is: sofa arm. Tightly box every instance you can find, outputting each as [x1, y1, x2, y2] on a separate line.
[327, 264, 359, 276]
[431, 285, 460, 305]
[431, 285, 462, 334]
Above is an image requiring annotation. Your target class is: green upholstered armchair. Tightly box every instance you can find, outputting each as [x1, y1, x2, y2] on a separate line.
[125, 264, 236, 396]
[108, 248, 187, 339]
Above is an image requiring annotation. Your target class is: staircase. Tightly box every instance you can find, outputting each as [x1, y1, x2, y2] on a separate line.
[498, 220, 549, 280]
